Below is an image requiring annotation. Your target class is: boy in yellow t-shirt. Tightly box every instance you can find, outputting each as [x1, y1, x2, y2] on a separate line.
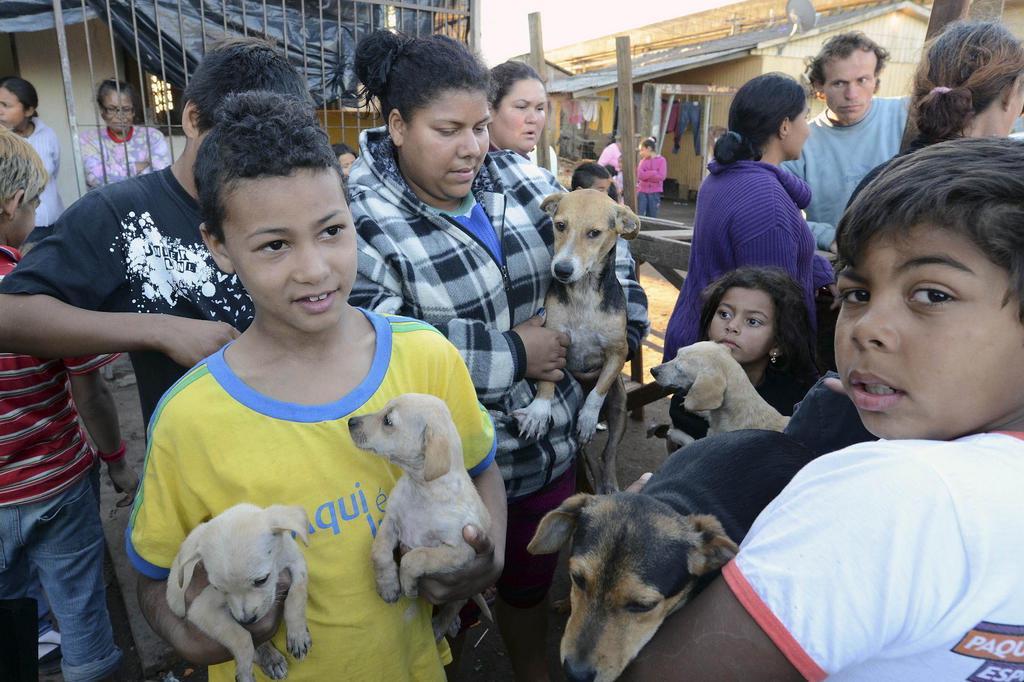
[127, 91, 506, 682]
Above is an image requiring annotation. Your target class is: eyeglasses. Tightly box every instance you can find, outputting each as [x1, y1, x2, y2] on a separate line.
[102, 105, 134, 116]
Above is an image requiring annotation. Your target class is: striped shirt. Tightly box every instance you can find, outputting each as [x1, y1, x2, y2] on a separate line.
[0, 246, 115, 505]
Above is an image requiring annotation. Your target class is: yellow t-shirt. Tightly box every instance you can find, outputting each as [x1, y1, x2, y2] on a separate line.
[127, 312, 496, 682]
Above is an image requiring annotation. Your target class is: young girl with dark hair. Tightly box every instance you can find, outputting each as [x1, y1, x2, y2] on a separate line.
[348, 30, 648, 681]
[0, 76, 64, 226]
[670, 267, 818, 441]
[848, 21, 1024, 205]
[636, 137, 666, 217]
[663, 72, 834, 363]
[487, 60, 557, 175]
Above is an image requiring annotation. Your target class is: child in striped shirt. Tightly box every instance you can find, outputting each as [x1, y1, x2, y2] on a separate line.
[0, 127, 137, 681]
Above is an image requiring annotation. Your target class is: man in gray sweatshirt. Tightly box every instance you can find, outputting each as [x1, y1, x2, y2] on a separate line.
[783, 32, 908, 250]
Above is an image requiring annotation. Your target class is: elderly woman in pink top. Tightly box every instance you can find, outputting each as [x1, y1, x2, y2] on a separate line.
[636, 136, 667, 217]
[78, 79, 172, 190]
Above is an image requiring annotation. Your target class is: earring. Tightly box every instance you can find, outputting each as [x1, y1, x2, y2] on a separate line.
[769, 350, 779, 365]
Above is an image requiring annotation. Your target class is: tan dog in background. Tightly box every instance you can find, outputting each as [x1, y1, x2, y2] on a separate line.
[166, 503, 311, 682]
[514, 189, 641, 493]
[651, 341, 789, 439]
[348, 393, 493, 639]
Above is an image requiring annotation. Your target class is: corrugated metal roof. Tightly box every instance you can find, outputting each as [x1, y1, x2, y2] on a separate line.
[548, 1, 927, 96]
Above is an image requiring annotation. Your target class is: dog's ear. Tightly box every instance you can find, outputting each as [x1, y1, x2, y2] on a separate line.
[683, 514, 738, 576]
[527, 493, 593, 555]
[266, 504, 310, 546]
[421, 423, 452, 482]
[540, 192, 563, 217]
[683, 364, 726, 412]
[169, 523, 205, 615]
[614, 204, 641, 240]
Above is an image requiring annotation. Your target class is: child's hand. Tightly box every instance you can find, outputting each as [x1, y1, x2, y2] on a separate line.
[106, 458, 139, 507]
[416, 525, 503, 605]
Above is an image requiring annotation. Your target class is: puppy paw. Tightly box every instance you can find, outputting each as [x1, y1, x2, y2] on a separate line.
[254, 642, 288, 680]
[400, 572, 419, 599]
[234, 667, 258, 682]
[287, 626, 312, 660]
[377, 578, 401, 604]
[513, 398, 552, 441]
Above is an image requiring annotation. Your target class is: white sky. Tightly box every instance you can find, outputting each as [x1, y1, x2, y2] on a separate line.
[478, 0, 739, 65]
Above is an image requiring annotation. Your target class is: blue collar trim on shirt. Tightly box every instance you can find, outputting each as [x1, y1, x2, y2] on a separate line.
[206, 308, 392, 422]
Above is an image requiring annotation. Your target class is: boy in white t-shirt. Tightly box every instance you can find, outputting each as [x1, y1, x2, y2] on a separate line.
[622, 138, 1024, 682]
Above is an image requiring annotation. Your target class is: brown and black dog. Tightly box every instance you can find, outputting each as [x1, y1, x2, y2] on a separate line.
[529, 429, 820, 682]
[514, 189, 640, 493]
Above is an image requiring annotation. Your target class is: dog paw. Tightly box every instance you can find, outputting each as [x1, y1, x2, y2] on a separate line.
[377, 578, 402, 604]
[400, 573, 420, 599]
[234, 667, 258, 682]
[432, 613, 461, 641]
[287, 626, 312, 660]
[576, 411, 599, 443]
[513, 399, 552, 441]
[254, 642, 288, 679]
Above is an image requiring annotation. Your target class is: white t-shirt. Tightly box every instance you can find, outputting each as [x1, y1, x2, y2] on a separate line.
[723, 432, 1024, 681]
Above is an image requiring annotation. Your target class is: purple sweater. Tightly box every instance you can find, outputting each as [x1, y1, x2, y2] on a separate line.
[663, 160, 835, 361]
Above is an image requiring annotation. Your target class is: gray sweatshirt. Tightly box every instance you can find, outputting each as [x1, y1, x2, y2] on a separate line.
[783, 97, 908, 248]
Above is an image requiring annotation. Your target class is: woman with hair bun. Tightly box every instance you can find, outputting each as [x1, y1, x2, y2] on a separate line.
[663, 72, 833, 363]
[848, 21, 1024, 205]
[348, 30, 648, 681]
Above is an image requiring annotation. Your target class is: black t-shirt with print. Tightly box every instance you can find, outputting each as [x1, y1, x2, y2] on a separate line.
[0, 168, 253, 427]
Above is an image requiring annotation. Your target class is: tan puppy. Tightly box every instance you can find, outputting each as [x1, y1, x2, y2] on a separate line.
[166, 503, 311, 682]
[347, 393, 492, 639]
[651, 341, 789, 438]
[514, 189, 640, 493]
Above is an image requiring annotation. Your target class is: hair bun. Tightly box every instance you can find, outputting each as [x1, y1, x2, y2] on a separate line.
[354, 30, 411, 102]
[712, 130, 757, 164]
[915, 84, 975, 142]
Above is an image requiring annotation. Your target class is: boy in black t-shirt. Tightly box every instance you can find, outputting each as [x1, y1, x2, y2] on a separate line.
[0, 39, 312, 426]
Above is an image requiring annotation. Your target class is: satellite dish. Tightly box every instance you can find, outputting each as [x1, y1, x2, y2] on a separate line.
[787, 0, 817, 36]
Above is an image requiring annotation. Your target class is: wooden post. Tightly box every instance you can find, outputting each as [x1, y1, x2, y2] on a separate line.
[528, 12, 552, 173]
[925, 0, 971, 39]
[468, 0, 481, 54]
[616, 35, 637, 212]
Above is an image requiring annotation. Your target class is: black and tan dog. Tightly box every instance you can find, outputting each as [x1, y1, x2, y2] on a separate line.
[528, 429, 819, 682]
[514, 188, 640, 493]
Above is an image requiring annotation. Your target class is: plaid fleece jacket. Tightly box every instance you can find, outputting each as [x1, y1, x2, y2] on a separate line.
[349, 127, 649, 499]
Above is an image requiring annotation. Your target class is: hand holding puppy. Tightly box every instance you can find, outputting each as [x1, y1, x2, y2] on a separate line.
[415, 524, 504, 605]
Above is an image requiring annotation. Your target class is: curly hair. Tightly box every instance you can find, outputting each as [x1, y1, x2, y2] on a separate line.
[697, 267, 818, 384]
[194, 91, 338, 240]
[911, 21, 1024, 143]
[806, 32, 889, 88]
[839, 137, 1024, 321]
[355, 30, 489, 121]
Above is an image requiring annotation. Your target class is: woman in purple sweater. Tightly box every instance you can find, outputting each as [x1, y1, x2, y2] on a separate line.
[664, 72, 835, 361]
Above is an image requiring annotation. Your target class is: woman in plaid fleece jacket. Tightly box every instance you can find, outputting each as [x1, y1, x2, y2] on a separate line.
[349, 30, 648, 680]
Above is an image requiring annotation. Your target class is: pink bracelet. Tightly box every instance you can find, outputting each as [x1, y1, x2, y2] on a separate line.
[99, 441, 127, 463]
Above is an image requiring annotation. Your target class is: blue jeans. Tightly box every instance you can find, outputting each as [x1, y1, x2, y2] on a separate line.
[638, 191, 661, 218]
[0, 474, 122, 681]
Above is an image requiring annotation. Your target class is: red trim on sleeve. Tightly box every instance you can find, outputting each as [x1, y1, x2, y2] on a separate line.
[995, 431, 1024, 441]
[722, 560, 828, 682]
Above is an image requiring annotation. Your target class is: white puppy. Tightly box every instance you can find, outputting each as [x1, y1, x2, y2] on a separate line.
[348, 393, 493, 639]
[166, 503, 312, 682]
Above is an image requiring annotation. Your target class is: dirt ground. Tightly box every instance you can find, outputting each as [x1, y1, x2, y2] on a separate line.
[37, 200, 693, 681]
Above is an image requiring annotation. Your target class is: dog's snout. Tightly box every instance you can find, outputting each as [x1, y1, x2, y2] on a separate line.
[650, 365, 662, 380]
[239, 612, 260, 625]
[349, 416, 362, 430]
[552, 261, 574, 281]
[563, 658, 597, 682]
